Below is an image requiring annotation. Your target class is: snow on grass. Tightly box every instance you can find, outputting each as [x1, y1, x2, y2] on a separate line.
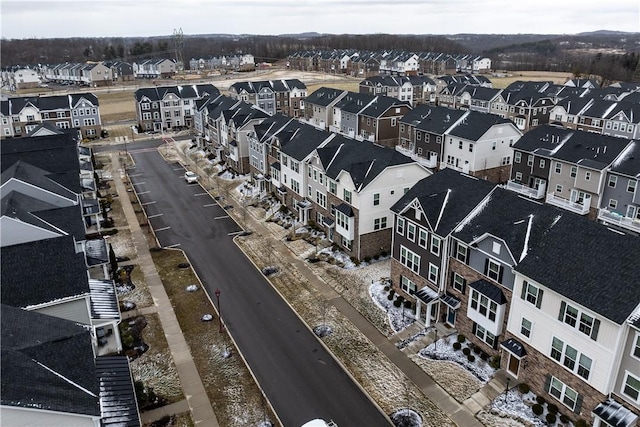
[369, 280, 416, 333]
[418, 336, 497, 383]
[409, 355, 482, 402]
[130, 349, 182, 400]
[104, 229, 137, 260]
[477, 389, 545, 427]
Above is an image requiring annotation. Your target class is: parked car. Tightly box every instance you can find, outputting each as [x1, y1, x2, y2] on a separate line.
[184, 171, 198, 183]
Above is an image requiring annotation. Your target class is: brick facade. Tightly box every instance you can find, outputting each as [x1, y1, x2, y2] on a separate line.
[359, 228, 392, 260]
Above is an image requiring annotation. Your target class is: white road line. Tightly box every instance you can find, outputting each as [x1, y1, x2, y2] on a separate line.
[164, 243, 181, 248]
[194, 192, 208, 197]
[137, 191, 150, 195]
[147, 213, 164, 218]
[173, 168, 184, 171]
[141, 201, 157, 206]
[203, 203, 216, 207]
[128, 173, 142, 177]
[155, 226, 171, 232]
[214, 215, 230, 220]
[132, 181, 146, 185]
[227, 231, 243, 236]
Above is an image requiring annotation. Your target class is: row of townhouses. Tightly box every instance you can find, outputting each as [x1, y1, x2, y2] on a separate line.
[189, 53, 256, 71]
[390, 167, 640, 427]
[1, 129, 140, 426]
[287, 49, 491, 77]
[227, 79, 308, 117]
[1, 93, 102, 140]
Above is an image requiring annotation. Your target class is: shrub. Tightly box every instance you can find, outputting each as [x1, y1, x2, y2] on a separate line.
[575, 420, 588, 427]
[480, 351, 489, 361]
[380, 250, 387, 257]
[517, 383, 530, 394]
[473, 345, 482, 354]
[383, 285, 390, 291]
[452, 342, 462, 350]
[457, 334, 466, 343]
[462, 347, 471, 356]
[489, 355, 501, 369]
[396, 295, 405, 304]
[467, 354, 475, 363]
[393, 299, 402, 307]
[560, 414, 570, 423]
[387, 294, 394, 300]
[546, 413, 557, 424]
[532, 403, 544, 416]
[547, 403, 558, 414]
[389, 288, 396, 296]
[403, 300, 412, 310]
[536, 395, 546, 405]
[373, 254, 380, 260]
[364, 256, 371, 263]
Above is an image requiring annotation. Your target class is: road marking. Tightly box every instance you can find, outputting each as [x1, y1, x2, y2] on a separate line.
[148, 213, 164, 218]
[214, 215, 229, 219]
[137, 191, 150, 195]
[173, 168, 183, 171]
[228, 231, 243, 236]
[141, 201, 157, 206]
[128, 173, 142, 177]
[155, 226, 171, 232]
[132, 181, 146, 185]
[194, 192, 208, 197]
[203, 203, 216, 207]
[129, 148, 158, 154]
[164, 243, 181, 248]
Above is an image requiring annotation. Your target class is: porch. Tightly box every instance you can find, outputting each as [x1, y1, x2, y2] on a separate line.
[545, 192, 591, 215]
[505, 180, 545, 199]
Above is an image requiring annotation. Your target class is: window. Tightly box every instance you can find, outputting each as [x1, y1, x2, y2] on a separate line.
[373, 217, 387, 230]
[555, 162, 562, 174]
[521, 281, 543, 308]
[430, 236, 441, 256]
[501, 156, 511, 165]
[609, 199, 618, 209]
[558, 302, 600, 340]
[514, 152, 522, 163]
[521, 318, 532, 338]
[336, 210, 350, 230]
[527, 155, 534, 166]
[550, 337, 592, 380]
[455, 242, 468, 264]
[452, 273, 466, 293]
[540, 159, 545, 168]
[623, 373, 640, 401]
[585, 171, 591, 181]
[329, 180, 337, 194]
[400, 246, 420, 273]
[633, 333, 640, 359]
[515, 171, 523, 181]
[343, 189, 352, 204]
[291, 160, 299, 173]
[341, 236, 352, 250]
[629, 180, 637, 194]
[291, 179, 300, 194]
[469, 143, 474, 153]
[458, 141, 463, 149]
[396, 217, 405, 235]
[373, 193, 380, 206]
[407, 223, 416, 241]
[316, 191, 326, 209]
[608, 175, 618, 188]
[400, 276, 417, 295]
[570, 166, 577, 178]
[428, 263, 439, 284]
[418, 229, 428, 248]
[485, 259, 503, 283]
[470, 289, 497, 322]
[474, 323, 496, 347]
[548, 376, 579, 411]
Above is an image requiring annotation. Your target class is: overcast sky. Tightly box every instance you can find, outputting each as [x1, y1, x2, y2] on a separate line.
[1, 0, 639, 39]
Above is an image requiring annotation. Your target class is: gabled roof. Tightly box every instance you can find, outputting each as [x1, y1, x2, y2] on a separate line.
[469, 279, 507, 304]
[453, 187, 564, 263]
[447, 111, 512, 141]
[1, 160, 79, 200]
[303, 87, 345, 107]
[333, 92, 376, 114]
[1, 132, 81, 175]
[609, 141, 640, 178]
[134, 84, 219, 102]
[515, 215, 640, 324]
[1, 305, 100, 417]
[279, 123, 333, 161]
[413, 106, 466, 135]
[359, 95, 410, 118]
[1, 235, 90, 308]
[317, 135, 421, 192]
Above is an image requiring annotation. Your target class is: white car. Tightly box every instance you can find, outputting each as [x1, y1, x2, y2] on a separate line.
[184, 171, 198, 183]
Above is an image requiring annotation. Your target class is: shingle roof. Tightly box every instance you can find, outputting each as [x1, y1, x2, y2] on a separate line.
[303, 87, 345, 107]
[469, 279, 507, 304]
[391, 168, 495, 236]
[609, 140, 640, 177]
[447, 111, 513, 141]
[515, 216, 640, 324]
[1, 132, 81, 175]
[1, 305, 100, 417]
[279, 123, 332, 161]
[414, 106, 466, 134]
[1, 161, 79, 200]
[1, 235, 90, 308]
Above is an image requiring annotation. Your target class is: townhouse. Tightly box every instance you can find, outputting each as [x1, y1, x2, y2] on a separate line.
[506, 217, 640, 425]
[357, 96, 412, 147]
[300, 87, 347, 131]
[1, 66, 41, 90]
[189, 53, 255, 71]
[1, 93, 102, 140]
[491, 87, 556, 132]
[196, 94, 241, 155]
[330, 92, 376, 138]
[359, 75, 437, 106]
[228, 79, 307, 117]
[134, 84, 219, 132]
[507, 125, 634, 218]
[218, 102, 270, 174]
[133, 58, 177, 79]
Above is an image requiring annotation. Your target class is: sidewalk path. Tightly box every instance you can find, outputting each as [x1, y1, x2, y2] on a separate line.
[112, 153, 219, 427]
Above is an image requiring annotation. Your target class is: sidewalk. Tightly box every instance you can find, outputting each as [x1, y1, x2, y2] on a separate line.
[111, 153, 220, 427]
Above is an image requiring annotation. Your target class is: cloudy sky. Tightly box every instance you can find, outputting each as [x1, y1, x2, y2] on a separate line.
[1, 0, 639, 39]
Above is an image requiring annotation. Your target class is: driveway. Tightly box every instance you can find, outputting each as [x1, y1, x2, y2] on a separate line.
[127, 149, 392, 426]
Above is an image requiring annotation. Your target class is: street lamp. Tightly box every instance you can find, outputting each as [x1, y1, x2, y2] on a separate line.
[215, 288, 223, 333]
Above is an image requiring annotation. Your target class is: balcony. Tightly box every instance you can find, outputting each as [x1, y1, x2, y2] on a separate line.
[546, 192, 591, 215]
[505, 180, 546, 199]
[395, 146, 438, 168]
[598, 208, 640, 233]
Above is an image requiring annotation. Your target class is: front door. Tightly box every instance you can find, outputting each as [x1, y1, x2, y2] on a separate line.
[419, 303, 428, 325]
[447, 307, 456, 326]
[507, 354, 520, 377]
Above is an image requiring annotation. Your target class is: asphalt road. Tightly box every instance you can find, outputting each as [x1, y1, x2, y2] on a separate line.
[128, 150, 392, 427]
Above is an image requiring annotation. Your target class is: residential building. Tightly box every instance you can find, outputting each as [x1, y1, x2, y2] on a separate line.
[300, 87, 347, 131]
[228, 79, 307, 117]
[133, 58, 177, 79]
